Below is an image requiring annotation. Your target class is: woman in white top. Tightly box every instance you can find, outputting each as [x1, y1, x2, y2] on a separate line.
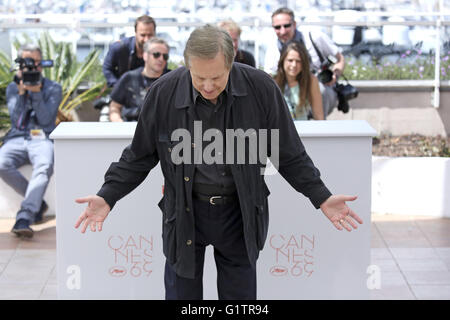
[274, 41, 324, 120]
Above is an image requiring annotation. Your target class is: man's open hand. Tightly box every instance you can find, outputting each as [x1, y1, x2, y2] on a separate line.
[320, 195, 363, 231]
[74, 195, 111, 233]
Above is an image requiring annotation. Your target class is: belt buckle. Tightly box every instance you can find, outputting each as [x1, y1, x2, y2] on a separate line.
[209, 196, 222, 205]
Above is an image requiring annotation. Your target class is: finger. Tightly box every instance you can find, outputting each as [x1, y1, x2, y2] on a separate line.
[97, 221, 103, 232]
[90, 220, 96, 232]
[74, 212, 86, 229]
[348, 210, 364, 224]
[342, 195, 358, 202]
[81, 218, 91, 234]
[333, 220, 343, 231]
[339, 219, 352, 232]
[75, 196, 92, 204]
[344, 216, 358, 230]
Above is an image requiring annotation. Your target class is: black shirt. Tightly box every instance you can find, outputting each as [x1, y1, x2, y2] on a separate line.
[235, 49, 256, 68]
[110, 67, 164, 121]
[192, 85, 236, 195]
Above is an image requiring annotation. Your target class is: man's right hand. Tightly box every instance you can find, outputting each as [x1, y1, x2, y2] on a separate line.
[17, 79, 26, 95]
[109, 100, 124, 122]
[74, 195, 111, 233]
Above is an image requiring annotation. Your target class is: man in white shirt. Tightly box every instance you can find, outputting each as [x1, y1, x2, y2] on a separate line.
[264, 7, 346, 118]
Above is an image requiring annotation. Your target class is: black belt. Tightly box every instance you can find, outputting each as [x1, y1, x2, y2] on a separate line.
[193, 192, 238, 205]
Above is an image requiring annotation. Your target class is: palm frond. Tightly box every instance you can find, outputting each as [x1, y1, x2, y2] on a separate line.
[0, 50, 13, 91]
[39, 32, 57, 80]
[62, 82, 105, 112]
[59, 49, 100, 110]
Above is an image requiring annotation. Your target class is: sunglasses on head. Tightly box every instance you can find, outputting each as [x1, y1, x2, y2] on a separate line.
[273, 23, 292, 30]
[150, 52, 169, 61]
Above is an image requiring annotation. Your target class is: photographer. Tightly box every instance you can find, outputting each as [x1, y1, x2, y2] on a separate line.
[102, 15, 156, 88]
[109, 38, 170, 122]
[0, 44, 62, 238]
[264, 7, 346, 118]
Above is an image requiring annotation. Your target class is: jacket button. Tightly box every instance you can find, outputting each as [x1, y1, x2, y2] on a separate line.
[186, 240, 192, 246]
[186, 207, 190, 212]
[184, 177, 190, 182]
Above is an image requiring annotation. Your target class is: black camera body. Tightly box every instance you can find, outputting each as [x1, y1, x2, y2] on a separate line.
[13, 57, 53, 86]
[335, 81, 359, 113]
[314, 55, 358, 114]
[317, 55, 338, 84]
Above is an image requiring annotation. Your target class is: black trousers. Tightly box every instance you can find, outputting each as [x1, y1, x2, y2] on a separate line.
[164, 198, 256, 300]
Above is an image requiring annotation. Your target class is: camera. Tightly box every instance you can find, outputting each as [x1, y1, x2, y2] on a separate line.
[317, 55, 338, 84]
[335, 80, 359, 114]
[12, 57, 53, 86]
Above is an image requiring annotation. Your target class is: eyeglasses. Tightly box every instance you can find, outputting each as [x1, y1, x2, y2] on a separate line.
[273, 23, 292, 30]
[150, 52, 169, 61]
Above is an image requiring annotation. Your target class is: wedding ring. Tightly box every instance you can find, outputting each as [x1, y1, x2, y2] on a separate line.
[339, 219, 344, 224]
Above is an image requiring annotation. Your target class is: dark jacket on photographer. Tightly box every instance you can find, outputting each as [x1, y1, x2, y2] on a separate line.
[110, 66, 171, 122]
[5, 78, 62, 142]
[102, 36, 145, 88]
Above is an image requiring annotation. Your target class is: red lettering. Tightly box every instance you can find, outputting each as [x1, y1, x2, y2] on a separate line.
[108, 235, 124, 250]
[269, 234, 285, 250]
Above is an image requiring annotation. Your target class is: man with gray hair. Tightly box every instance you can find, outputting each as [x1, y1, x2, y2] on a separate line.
[74, 24, 362, 299]
[109, 37, 170, 122]
[217, 19, 256, 67]
[0, 44, 62, 238]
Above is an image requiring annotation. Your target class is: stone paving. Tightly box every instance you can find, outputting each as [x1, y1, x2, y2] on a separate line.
[0, 214, 450, 300]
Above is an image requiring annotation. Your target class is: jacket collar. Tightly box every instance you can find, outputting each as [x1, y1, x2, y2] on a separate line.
[174, 64, 248, 109]
[277, 29, 304, 51]
[129, 36, 136, 55]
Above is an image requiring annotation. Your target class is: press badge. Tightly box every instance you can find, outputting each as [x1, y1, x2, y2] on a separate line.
[30, 129, 45, 140]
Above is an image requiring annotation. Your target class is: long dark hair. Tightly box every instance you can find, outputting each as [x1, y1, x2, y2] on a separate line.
[274, 40, 312, 114]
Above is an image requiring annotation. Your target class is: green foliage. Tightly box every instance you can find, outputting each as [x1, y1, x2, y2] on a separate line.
[0, 50, 13, 106]
[344, 49, 450, 80]
[168, 60, 183, 70]
[37, 32, 106, 113]
[0, 105, 9, 132]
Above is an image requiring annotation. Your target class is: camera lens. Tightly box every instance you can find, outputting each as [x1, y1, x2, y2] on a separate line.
[318, 70, 333, 84]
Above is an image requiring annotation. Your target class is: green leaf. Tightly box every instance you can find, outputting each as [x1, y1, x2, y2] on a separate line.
[59, 49, 100, 110]
[63, 82, 105, 112]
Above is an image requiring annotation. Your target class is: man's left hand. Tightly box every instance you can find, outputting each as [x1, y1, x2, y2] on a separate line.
[324, 68, 342, 87]
[320, 195, 363, 231]
[324, 73, 337, 86]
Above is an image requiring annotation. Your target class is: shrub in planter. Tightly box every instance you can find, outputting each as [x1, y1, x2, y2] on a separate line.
[344, 48, 450, 81]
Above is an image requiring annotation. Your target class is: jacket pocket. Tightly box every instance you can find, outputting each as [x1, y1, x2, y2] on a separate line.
[253, 179, 270, 250]
[255, 196, 269, 250]
[158, 196, 177, 264]
[157, 133, 176, 174]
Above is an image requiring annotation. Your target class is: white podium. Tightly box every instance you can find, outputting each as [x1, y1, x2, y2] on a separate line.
[51, 120, 376, 300]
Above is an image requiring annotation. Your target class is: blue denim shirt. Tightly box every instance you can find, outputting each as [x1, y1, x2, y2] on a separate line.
[5, 77, 62, 141]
